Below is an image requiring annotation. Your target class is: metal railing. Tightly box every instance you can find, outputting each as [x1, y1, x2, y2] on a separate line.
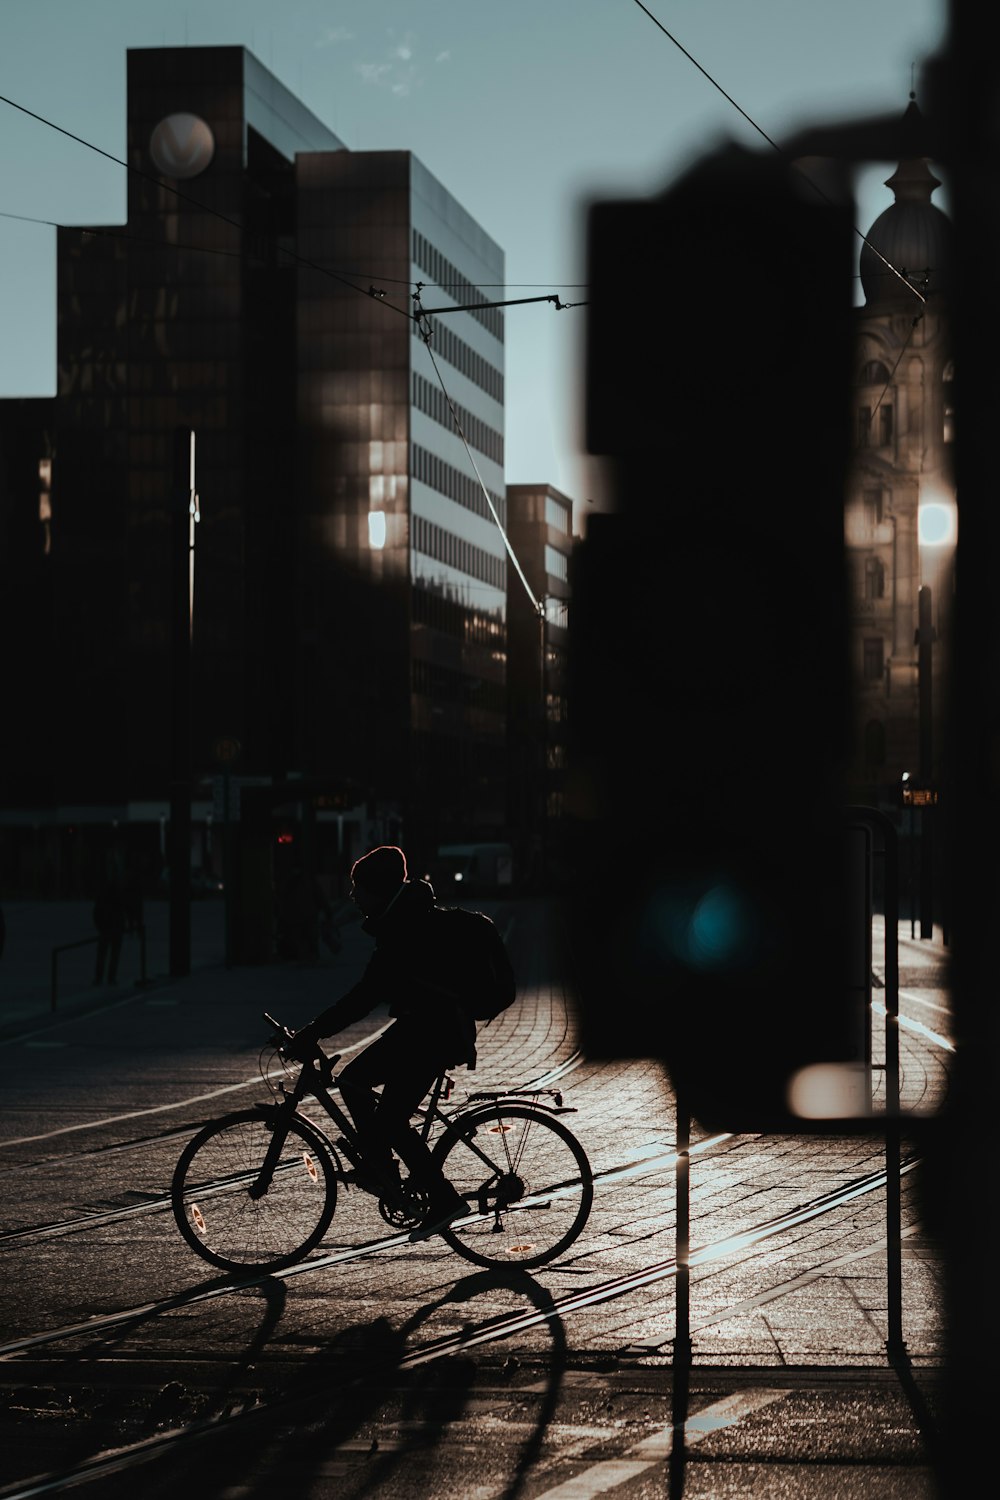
[50, 925, 148, 1012]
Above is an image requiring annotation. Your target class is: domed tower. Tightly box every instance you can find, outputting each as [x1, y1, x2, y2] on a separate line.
[846, 97, 954, 817]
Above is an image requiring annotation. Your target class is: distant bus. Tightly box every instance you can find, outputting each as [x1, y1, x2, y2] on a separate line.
[430, 842, 514, 896]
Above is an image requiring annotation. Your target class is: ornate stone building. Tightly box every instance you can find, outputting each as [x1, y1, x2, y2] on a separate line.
[846, 101, 954, 809]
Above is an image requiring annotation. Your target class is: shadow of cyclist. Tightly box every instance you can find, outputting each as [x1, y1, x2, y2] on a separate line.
[121, 1267, 567, 1500]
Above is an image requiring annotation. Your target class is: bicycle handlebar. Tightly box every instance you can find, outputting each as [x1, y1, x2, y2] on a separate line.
[262, 1011, 339, 1081]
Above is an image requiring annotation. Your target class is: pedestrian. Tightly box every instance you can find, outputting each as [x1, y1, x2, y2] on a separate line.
[276, 860, 332, 961]
[288, 845, 476, 1238]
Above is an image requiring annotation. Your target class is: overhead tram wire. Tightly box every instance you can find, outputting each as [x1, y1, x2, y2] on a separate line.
[0, 89, 586, 316]
[629, 0, 927, 308]
[0, 208, 587, 306]
[413, 286, 541, 617]
[0, 86, 410, 322]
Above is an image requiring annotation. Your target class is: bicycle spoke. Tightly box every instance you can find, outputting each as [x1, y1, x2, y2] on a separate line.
[434, 1104, 593, 1270]
[172, 1112, 337, 1273]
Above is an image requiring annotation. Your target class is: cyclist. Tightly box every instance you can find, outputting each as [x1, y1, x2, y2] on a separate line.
[288, 845, 473, 1238]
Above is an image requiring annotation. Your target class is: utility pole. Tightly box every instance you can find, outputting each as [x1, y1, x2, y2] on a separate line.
[538, 596, 547, 887]
[169, 427, 198, 977]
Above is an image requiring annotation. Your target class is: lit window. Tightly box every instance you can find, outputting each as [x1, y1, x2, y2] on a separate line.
[368, 511, 386, 549]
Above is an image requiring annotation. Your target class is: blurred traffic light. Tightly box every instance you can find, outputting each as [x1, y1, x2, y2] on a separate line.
[569, 143, 856, 1133]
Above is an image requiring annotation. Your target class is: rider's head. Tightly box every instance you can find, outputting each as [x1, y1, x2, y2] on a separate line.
[350, 845, 407, 918]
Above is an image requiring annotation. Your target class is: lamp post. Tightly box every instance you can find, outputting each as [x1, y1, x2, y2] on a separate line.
[916, 584, 934, 939]
[538, 595, 548, 889]
[169, 427, 198, 977]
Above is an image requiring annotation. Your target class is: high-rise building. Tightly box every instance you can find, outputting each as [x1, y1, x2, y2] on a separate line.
[505, 483, 573, 887]
[0, 46, 508, 894]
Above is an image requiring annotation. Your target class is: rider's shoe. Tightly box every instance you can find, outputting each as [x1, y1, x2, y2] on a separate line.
[351, 1159, 403, 1202]
[407, 1185, 470, 1241]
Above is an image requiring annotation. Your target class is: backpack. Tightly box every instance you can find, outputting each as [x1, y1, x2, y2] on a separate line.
[427, 905, 517, 1023]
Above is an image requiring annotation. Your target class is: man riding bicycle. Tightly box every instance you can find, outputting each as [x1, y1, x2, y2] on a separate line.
[288, 845, 477, 1239]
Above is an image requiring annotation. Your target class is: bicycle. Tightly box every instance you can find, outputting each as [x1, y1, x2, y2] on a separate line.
[171, 1011, 594, 1275]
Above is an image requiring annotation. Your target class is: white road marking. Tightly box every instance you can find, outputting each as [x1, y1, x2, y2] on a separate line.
[0, 1025, 390, 1149]
[872, 1000, 953, 1052]
[528, 1389, 790, 1498]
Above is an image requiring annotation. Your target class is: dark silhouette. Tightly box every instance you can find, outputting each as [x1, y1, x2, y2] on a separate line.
[92, 843, 140, 985]
[276, 860, 332, 961]
[290, 845, 477, 1238]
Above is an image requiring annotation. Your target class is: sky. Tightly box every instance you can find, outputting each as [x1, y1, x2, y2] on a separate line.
[0, 0, 949, 532]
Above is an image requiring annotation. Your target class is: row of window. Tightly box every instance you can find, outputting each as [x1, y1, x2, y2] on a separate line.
[545, 496, 570, 535]
[412, 580, 506, 645]
[412, 372, 503, 465]
[411, 513, 506, 591]
[411, 443, 506, 527]
[412, 231, 504, 342]
[411, 656, 506, 714]
[412, 317, 504, 403]
[544, 544, 569, 583]
[856, 360, 955, 444]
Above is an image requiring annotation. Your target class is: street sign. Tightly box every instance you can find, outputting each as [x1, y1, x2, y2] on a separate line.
[902, 786, 939, 807]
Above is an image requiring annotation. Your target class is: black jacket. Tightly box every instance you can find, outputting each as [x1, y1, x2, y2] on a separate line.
[306, 879, 477, 1066]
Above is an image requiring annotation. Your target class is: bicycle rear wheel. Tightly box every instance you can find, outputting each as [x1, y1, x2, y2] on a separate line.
[432, 1102, 593, 1270]
[171, 1109, 337, 1273]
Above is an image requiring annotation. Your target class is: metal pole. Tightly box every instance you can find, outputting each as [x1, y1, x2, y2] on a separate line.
[917, 585, 934, 940]
[169, 427, 195, 977]
[224, 767, 232, 968]
[881, 815, 905, 1361]
[670, 1087, 692, 1494]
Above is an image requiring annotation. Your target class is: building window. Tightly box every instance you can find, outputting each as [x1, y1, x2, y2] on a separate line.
[864, 556, 885, 601]
[857, 406, 872, 446]
[545, 495, 569, 534]
[863, 637, 884, 681]
[863, 488, 883, 526]
[861, 360, 891, 385]
[879, 405, 893, 446]
[544, 544, 568, 583]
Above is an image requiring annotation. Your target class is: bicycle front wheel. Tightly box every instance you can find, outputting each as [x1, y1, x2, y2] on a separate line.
[171, 1110, 337, 1273]
[432, 1103, 593, 1270]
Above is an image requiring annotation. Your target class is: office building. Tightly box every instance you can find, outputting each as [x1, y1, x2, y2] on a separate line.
[0, 45, 507, 896]
[505, 483, 573, 887]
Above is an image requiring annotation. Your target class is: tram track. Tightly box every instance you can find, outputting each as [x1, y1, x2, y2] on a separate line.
[0, 1050, 589, 1242]
[0, 1148, 916, 1362]
[0, 1156, 923, 1499]
[0, 1123, 715, 1251]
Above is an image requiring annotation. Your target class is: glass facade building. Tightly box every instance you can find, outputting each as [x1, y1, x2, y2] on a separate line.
[0, 46, 507, 879]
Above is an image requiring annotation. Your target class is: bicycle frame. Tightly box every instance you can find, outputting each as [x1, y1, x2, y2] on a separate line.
[257, 1045, 574, 1192]
[173, 1023, 593, 1275]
